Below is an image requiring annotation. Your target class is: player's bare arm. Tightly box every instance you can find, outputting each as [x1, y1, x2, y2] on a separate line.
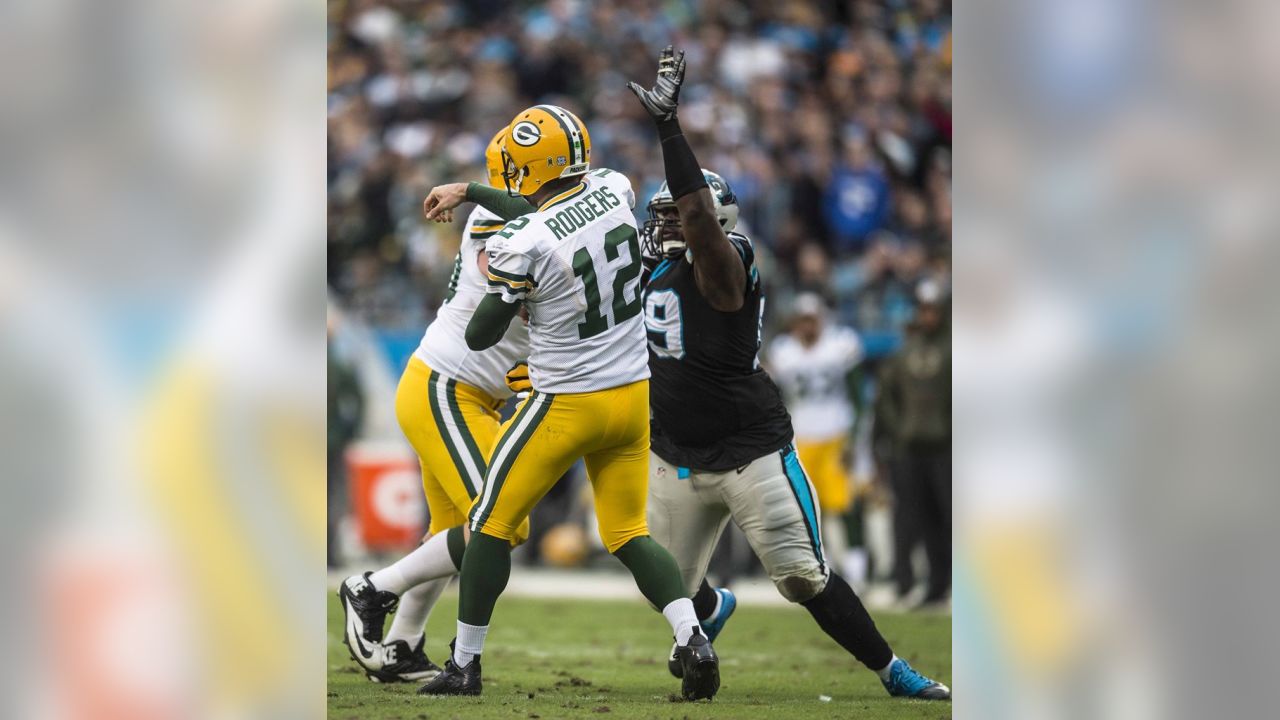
[674, 187, 746, 311]
[423, 182, 468, 222]
[630, 45, 744, 311]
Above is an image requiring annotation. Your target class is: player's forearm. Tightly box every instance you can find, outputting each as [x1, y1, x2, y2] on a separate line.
[677, 192, 746, 310]
[466, 183, 535, 221]
[465, 294, 521, 351]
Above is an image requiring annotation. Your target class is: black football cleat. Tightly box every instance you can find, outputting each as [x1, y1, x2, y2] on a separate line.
[338, 572, 399, 671]
[669, 587, 737, 678]
[673, 627, 719, 701]
[417, 640, 482, 696]
[366, 634, 442, 683]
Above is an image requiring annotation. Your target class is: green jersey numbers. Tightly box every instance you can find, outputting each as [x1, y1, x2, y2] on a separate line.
[571, 224, 642, 339]
[571, 246, 608, 338]
[494, 216, 531, 240]
[644, 289, 685, 359]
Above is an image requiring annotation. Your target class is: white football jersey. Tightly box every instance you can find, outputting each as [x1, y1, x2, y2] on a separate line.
[769, 325, 865, 441]
[484, 169, 648, 393]
[415, 205, 531, 400]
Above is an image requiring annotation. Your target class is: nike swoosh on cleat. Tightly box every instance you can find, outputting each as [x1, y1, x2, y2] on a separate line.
[342, 593, 375, 659]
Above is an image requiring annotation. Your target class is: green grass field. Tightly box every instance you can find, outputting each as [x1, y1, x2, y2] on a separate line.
[328, 588, 951, 719]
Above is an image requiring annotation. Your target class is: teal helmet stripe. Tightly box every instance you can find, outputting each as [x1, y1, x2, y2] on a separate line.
[536, 104, 583, 167]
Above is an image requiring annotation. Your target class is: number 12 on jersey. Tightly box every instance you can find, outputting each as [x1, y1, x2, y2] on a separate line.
[571, 224, 642, 339]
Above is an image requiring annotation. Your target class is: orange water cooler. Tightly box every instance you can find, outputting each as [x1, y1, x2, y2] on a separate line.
[346, 442, 424, 552]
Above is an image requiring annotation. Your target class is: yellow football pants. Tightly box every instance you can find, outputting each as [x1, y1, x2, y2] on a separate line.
[468, 379, 651, 553]
[795, 436, 851, 514]
[395, 357, 528, 542]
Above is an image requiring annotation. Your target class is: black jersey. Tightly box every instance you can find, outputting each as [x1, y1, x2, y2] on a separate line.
[642, 232, 793, 471]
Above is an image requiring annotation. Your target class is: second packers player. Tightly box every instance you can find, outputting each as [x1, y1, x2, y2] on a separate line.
[628, 46, 949, 700]
[418, 104, 720, 701]
[338, 129, 534, 683]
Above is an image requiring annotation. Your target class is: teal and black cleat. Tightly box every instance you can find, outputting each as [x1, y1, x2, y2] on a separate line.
[701, 587, 736, 643]
[669, 587, 736, 678]
[881, 657, 951, 700]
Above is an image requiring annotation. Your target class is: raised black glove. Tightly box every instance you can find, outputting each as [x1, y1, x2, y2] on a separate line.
[626, 45, 686, 123]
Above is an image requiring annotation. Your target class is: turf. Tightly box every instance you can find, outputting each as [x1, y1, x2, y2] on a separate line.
[328, 587, 951, 719]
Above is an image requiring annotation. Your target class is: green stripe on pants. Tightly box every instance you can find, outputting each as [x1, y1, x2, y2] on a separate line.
[470, 392, 555, 533]
[427, 370, 476, 497]
[445, 378, 487, 497]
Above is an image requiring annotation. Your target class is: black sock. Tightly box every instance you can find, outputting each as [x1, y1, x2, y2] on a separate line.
[801, 572, 893, 670]
[692, 579, 718, 620]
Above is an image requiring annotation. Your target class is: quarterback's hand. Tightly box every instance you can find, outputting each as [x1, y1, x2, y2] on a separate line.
[627, 45, 686, 123]
[422, 182, 469, 222]
[505, 362, 533, 396]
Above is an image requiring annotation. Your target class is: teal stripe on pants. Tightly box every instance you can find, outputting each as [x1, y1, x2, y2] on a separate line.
[781, 446, 825, 569]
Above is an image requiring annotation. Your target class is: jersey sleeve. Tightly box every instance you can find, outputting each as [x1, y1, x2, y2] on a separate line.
[592, 168, 635, 209]
[465, 206, 507, 248]
[727, 232, 760, 290]
[836, 327, 865, 369]
[484, 220, 538, 304]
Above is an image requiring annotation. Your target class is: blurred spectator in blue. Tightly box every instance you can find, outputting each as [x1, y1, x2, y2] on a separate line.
[825, 134, 892, 254]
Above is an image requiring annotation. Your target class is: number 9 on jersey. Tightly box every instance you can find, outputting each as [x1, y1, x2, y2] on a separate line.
[644, 289, 684, 360]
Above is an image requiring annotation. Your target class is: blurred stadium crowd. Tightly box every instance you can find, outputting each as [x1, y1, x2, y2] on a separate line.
[329, 0, 950, 337]
[328, 0, 951, 603]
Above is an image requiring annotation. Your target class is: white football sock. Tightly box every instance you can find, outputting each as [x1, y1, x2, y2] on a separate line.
[385, 577, 448, 646]
[662, 598, 701, 646]
[876, 654, 900, 681]
[369, 531, 459, 595]
[454, 621, 489, 667]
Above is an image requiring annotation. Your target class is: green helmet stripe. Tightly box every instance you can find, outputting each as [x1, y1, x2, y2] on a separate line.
[536, 104, 582, 167]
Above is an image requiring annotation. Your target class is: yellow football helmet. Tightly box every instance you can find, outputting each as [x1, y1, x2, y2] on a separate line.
[500, 104, 591, 196]
[484, 128, 507, 189]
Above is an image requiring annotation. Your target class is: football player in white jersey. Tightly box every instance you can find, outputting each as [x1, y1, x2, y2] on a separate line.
[416, 104, 719, 701]
[338, 129, 536, 683]
[768, 293, 870, 586]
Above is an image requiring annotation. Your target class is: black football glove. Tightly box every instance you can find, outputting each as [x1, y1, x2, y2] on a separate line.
[627, 45, 686, 123]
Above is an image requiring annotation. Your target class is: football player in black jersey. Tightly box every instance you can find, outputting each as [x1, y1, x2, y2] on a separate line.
[628, 45, 949, 700]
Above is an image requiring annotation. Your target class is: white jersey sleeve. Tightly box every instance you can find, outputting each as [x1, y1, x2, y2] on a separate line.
[832, 326, 865, 371]
[484, 217, 539, 304]
[590, 168, 635, 209]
